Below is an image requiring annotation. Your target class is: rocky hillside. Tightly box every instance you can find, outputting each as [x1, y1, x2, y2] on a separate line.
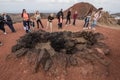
[98, 12, 118, 25]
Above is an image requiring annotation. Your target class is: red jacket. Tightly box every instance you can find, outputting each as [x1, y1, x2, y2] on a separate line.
[73, 13, 78, 19]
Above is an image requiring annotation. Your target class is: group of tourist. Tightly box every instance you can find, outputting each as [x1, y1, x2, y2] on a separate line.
[57, 7, 103, 30]
[56, 9, 78, 29]
[55, 7, 103, 31]
[20, 8, 78, 33]
[21, 9, 45, 33]
[0, 7, 103, 46]
[83, 7, 103, 30]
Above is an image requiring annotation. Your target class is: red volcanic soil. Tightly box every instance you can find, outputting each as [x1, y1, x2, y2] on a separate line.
[0, 19, 120, 80]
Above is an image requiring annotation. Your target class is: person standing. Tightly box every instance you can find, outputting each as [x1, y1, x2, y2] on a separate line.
[46, 13, 54, 32]
[34, 11, 44, 29]
[56, 9, 64, 20]
[65, 9, 71, 26]
[83, 7, 93, 30]
[91, 8, 103, 30]
[0, 14, 7, 34]
[21, 9, 30, 33]
[3, 13, 16, 33]
[72, 11, 78, 26]
[56, 9, 64, 27]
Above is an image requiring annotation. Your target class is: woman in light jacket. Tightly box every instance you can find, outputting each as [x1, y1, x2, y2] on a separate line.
[34, 11, 44, 29]
[91, 8, 103, 30]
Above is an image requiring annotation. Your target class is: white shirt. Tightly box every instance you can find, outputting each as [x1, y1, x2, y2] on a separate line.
[35, 14, 41, 21]
[93, 12, 101, 21]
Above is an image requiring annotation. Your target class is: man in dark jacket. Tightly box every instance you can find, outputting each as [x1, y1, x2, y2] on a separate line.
[56, 9, 64, 20]
[56, 9, 64, 28]
[0, 14, 6, 34]
[3, 13, 16, 32]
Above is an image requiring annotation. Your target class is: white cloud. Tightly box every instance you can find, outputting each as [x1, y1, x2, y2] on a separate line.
[0, 0, 25, 1]
[0, 0, 10, 1]
[51, 0, 55, 2]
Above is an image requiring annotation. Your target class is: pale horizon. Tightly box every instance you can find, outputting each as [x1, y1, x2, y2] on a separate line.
[0, 0, 120, 14]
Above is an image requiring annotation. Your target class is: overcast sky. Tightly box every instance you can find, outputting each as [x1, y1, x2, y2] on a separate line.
[0, 0, 120, 13]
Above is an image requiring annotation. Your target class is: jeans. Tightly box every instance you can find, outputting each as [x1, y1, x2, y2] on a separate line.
[23, 20, 30, 33]
[36, 19, 44, 28]
[91, 20, 97, 28]
[83, 17, 90, 28]
[5, 21, 16, 32]
[83, 21, 89, 28]
[66, 17, 71, 24]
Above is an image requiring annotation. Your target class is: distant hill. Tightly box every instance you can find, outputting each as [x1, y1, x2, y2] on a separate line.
[111, 13, 120, 25]
[111, 13, 120, 20]
[7, 13, 22, 23]
[111, 13, 120, 16]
